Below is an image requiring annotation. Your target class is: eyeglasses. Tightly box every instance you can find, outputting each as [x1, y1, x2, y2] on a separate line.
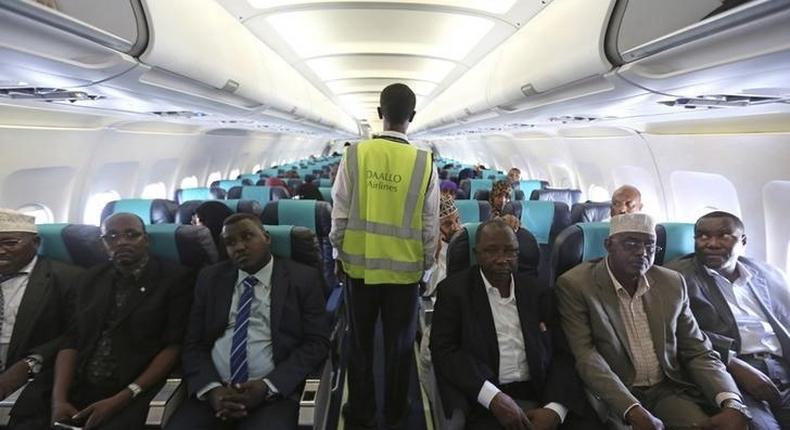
[617, 239, 662, 254]
[0, 238, 26, 250]
[100, 231, 144, 243]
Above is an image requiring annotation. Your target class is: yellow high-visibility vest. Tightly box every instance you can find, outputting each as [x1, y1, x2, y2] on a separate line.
[338, 138, 432, 284]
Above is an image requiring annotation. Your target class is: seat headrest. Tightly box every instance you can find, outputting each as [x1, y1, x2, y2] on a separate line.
[570, 201, 612, 224]
[454, 200, 491, 224]
[464, 179, 493, 199]
[146, 224, 218, 268]
[264, 224, 322, 270]
[239, 174, 261, 183]
[261, 200, 332, 237]
[510, 189, 526, 201]
[221, 199, 264, 217]
[446, 223, 540, 277]
[529, 188, 582, 208]
[504, 201, 571, 245]
[656, 222, 694, 265]
[318, 187, 333, 204]
[101, 199, 177, 225]
[319, 178, 332, 187]
[454, 189, 468, 200]
[211, 179, 247, 192]
[228, 186, 288, 204]
[516, 180, 548, 198]
[176, 187, 225, 204]
[37, 223, 108, 268]
[551, 222, 610, 282]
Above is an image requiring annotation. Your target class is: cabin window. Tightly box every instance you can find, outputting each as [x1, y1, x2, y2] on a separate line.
[84, 190, 121, 226]
[763, 180, 790, 273]
[206, 172, 222, 187]
[588, 185, 610, 202]
[670, 171, 741, 222]
[180, 176, 199, 189]
[229, 169, 241, 180]
[141, 182, 167, 199]
[252, 164, 262, 173]
[16, 203, 54, 224]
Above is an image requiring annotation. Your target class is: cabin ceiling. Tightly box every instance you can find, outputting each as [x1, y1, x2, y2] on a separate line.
[217, 0, 551, 131]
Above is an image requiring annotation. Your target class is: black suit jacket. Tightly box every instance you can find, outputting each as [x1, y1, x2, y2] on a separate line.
[182, 257, 329, 399]
[430, 266, 586, 419]
[64, 256, 194, 392]
[668, 255, 790, 368]
[8, 257, 83, 417]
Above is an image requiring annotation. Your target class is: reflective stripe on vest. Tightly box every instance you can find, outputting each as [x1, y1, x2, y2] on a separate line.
[339, 139, 431, 284]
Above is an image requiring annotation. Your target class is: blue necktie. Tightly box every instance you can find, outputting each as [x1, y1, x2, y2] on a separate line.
[230, 275, 258, 385]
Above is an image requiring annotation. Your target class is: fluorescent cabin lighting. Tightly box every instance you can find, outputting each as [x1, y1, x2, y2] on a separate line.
[249, 0, 517, 15]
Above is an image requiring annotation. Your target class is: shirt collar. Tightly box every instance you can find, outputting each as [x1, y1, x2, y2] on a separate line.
[375, 130, 409, 141]
[19, 255, 37, 274]
[704, 260, 752, 286]
[480, 268, 515, 304]
[606, 257, 650, 296]
[115, 254, 149, 280]
[237, 256, 275, 288]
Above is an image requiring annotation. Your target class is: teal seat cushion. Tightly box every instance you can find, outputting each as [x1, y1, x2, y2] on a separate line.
[661, 222, 694, 263]
[221, 200, 241, 212]
[518, 180, 544, 198]
[455, 200, 481, 224]
[519, 201, 555, 245]
[146, 224, 181, 262]
[265, 224, 293, 258]
[180, 188, 213, 201]
[37, 224, 72, 264]
[579, 222, 610, 261]
[318, 187, 333, 203]
[217, 180, 243, 192]
[469, 179, 493, 199]
[278, 200, 317, 233]
[113, 199, 153, 223]
[319, 179, 332, 187]
[239, 174, 260, 183]
[240, 186, 272, 204]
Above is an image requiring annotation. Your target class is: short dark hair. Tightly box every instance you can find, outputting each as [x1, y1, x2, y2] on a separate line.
[102, 212, 146, 233]
[475, 218, 513, 248]
[223, 213, 266, 232]
[380, 83, 416, 124]
[696, 211, 745, 234]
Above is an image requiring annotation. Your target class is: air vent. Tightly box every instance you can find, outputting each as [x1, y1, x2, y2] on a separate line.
[220, 119, 254, 125]
[658, 94, 788, 109]
[150, 111, 207, 119]
[0, 87, 103, 102]
[549, 115, 614, 124]
[503, 123, 536, 130]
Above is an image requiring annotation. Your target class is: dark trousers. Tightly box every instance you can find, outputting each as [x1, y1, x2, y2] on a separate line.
[740, 355, 790, 430]
[344, 279, 418, 429]
[166, 395, 299, 430]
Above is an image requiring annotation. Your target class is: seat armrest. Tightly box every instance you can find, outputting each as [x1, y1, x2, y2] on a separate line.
[0, 382, 28, 426]
[145, 378, 185, 429]
[298, 358, 334, 430]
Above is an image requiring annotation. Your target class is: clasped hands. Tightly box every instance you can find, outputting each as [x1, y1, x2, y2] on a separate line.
[208, 380, 272, 420]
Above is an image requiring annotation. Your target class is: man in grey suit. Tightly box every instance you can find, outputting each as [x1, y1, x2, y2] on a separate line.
[668, 211, 790, 430]
[556, 213, 750, 430]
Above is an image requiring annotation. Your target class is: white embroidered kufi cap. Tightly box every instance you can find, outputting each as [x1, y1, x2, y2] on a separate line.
[609, 213, 655, 237]
[0, 208, 37, 233]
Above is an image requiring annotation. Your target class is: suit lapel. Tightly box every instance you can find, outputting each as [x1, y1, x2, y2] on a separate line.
[7, 258, 50, 362]
[643, 271, 667, 362]
[111, 258, 160, 330]
[470, 268, 499, 373]
[270, 258, 288, 337]
[514, 277, 541, 381]
[694, 259, 738, 329]
[593, 261, 632, 357]
[214, 265, 238, 335]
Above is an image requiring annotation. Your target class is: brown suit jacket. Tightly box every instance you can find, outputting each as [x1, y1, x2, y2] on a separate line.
[555, 258, 739, 418]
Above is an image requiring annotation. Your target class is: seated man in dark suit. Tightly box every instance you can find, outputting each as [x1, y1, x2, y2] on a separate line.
[430, 219, 602, 430]
[48, 213, 194, 429]
[168, 213, 329, 429]
[667, 211, 790, 430]
[0, 209, 83, 429]
[556, 213, 750, 430]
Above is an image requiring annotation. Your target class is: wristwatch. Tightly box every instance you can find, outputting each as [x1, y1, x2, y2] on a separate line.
[127, 383, 143, 399]
[722, 399, 752, 421]
[23, 356, 41, 378]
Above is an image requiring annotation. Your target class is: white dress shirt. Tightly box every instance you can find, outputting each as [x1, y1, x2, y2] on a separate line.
[706, 262, 783, 357]
[198, 258, 276, 399]
[477, 270, 568, 422]
[0, 256, 37, 369]
[328, 130, 440, 269]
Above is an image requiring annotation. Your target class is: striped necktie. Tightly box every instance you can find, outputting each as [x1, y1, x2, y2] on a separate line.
[230, 275, 258, 385]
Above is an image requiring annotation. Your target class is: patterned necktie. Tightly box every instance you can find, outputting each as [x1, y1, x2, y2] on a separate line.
[230, 275, 258, 385]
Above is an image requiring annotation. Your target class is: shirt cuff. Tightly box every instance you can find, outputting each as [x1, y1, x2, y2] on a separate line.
[477, 380, 501, 409]
[197, 382, 223, 401]
[715, 392, 741, 407]
[263, 378, 278, 394]
[544, 402, 568, 423]
[623, 403, 641, 420]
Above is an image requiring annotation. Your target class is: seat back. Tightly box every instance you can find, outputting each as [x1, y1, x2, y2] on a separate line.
[211, 179, 248, 193]
[503, 201, 571, 246]
[446, 223, 540, 277]
[318, 187, 333, 204]
[37, 223, 108, 268]
[146, 224, 219, 269]
[656, 222, 695, 265]
[101, 199, 178, 225]
[464, 179, 493, 200]
[220, 199, 264, 217]
[530, 188, 582, 209]
[318, 178, 332, 187]
[264, 224, 327, 296]
[476, 189, 524, 202]
[228, 186, 289, 205]
[261, 201, 335, 294]
[454, 200, 491, 224]
[238, 174, 261, 183]
[570, 201, 611, 224]
[551, 222, 610, 283]
[516, 180, 548, 199]
[175, 187, 225, 204]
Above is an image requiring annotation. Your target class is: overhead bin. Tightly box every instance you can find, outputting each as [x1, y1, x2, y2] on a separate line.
[412, 0, 617, 133]
[613, 0, 790, 102]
